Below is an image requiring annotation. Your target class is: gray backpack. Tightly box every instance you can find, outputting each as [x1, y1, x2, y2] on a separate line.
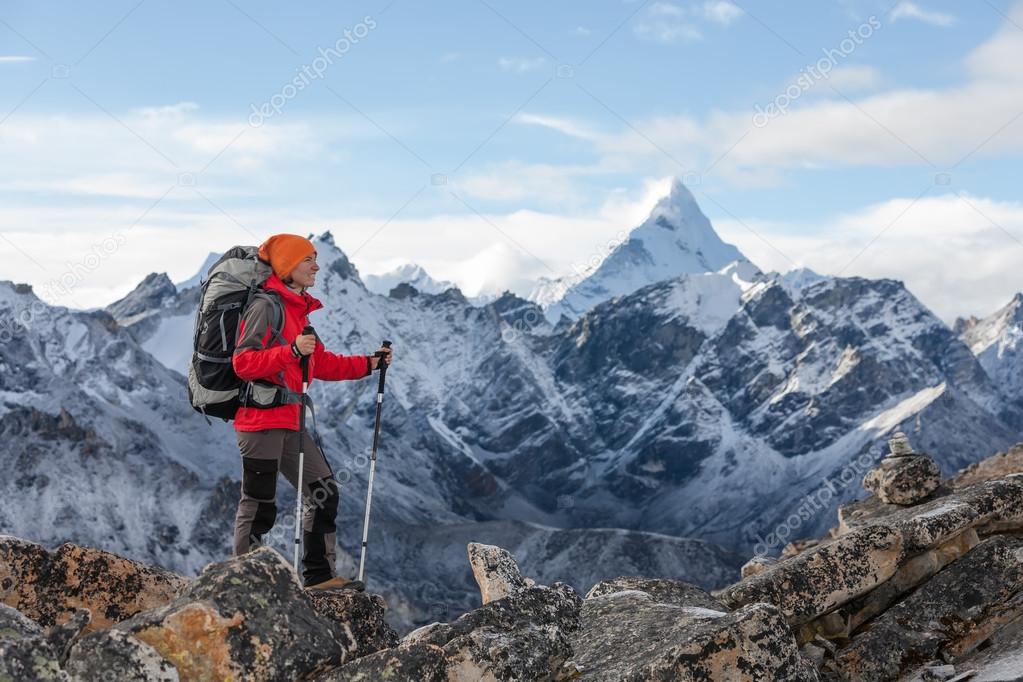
[186, 246, 297, 422]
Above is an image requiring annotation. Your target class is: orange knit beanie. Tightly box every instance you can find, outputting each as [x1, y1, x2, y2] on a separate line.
[258, 234, 316, 279]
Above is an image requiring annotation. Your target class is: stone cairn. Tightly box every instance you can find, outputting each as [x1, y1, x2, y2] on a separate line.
[861, 431, 942, 505]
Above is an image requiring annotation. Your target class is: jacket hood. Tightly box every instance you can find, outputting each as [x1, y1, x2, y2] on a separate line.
[263, 273, 324, 316]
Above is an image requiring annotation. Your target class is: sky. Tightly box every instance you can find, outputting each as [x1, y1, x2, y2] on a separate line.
[0, 0, 1021, 323]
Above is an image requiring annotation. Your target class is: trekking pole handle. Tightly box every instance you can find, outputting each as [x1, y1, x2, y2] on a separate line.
[300, 325, 315, 382]
[374, 340, 392, 370]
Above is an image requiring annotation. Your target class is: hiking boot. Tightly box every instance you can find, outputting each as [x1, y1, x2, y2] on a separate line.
[306, 576, 365, 592]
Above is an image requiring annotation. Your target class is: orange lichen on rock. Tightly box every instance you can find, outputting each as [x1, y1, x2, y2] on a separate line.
[133, 603, 244, 681]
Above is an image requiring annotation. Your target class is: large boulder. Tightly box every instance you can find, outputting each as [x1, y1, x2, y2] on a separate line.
[720, 525, 904, 626]
[0, 536, 187, 631]
[467, 542, 533, 605]
[305, 589, 399, 659]
[321, 566, 582, 681]
[0, 606, 90, 681]
[570, 589, 818, 681]
[112, 547, 391, 681]
[833, 536, 1023, 681]
[405, 582, 584, 681]
[65, 629, 181, 681]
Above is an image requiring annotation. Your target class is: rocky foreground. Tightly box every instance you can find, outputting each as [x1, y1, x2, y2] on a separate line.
[2, 436, 1022, 681]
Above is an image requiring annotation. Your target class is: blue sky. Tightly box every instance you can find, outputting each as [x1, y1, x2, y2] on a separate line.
[1, 0, 1022, 322]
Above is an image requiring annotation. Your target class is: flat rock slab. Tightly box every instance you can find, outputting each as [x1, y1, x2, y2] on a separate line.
[721, 525, 903, 625]
[950, 613, 1023, 682]
[869, 499, 979, 554]
[834, 536, 1023, 681]
[585, 577, 727, 611]
[571, 590, 818, 681]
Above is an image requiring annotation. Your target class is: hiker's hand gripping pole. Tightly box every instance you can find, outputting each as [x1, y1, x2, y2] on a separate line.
[294, 325, 314, 573]
[358, 340, 392, 584]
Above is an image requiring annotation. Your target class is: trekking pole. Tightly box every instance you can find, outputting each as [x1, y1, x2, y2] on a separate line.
[358, 340, 392, 584]
[293, 325, 314, 573]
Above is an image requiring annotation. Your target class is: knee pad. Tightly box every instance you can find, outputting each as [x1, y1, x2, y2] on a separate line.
[308, 477, 339, 534]
[243, 458, 278, 540]
[249, 501, 277, 541]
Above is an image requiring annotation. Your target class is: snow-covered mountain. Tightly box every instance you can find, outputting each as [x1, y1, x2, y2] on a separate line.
[5, 182, 1023, 632]
[364, 263, 456, 297]
[541, 178, 756, 322]
[957, 292, 1023, 406]
[92, 229, 1023, 554]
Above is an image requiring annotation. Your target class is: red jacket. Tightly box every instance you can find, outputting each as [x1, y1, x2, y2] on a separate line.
[232, 274, 372, 431]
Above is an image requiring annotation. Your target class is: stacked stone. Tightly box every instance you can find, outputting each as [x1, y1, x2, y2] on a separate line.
[719, 433, 1023, 681]
[861, 431, 942, 505]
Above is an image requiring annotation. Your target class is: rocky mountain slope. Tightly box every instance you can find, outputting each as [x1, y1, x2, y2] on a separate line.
[958, 293, 1023, 408]
[1, 436, 1020, 681]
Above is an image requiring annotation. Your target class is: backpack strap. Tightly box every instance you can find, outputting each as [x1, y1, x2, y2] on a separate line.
[237, 286, 306, 409]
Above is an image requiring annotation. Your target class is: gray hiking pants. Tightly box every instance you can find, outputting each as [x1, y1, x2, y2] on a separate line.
[233, 428, 339, 586]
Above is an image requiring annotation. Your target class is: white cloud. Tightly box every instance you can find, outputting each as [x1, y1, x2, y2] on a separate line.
[545, 2, 1023, 181]
[3, 169, 1020, 324]
[889, 2, 957, 26]
[0, 103, 373, 200]
[635, 2, 701, 42]
[575, 26, 592, 36]
[515, 112, 602, 141]
[819, 65, 884, 92]
[439, 51, 461, 63]
[634, 18, 702, 43]
[649, 2, 686, 17]
[0, 56, 35, 63]
[0, 179, 663, 309]
[498, 56, 546, 73]
[633, 1, 744, 42]
[700, 1, 743, 26]
[713, 192, 1023, 322]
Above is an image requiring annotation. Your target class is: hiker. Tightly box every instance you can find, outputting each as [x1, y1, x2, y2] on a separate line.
[231, 233, 393, 590]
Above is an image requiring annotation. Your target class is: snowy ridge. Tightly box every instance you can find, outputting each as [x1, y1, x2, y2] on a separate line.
[543, 178, 755, 322]
[364, 263, 457, 297]
[958, 293, 1023, 406]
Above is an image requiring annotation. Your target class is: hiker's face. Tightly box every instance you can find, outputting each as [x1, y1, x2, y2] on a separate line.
[291, 253, 319, 288]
